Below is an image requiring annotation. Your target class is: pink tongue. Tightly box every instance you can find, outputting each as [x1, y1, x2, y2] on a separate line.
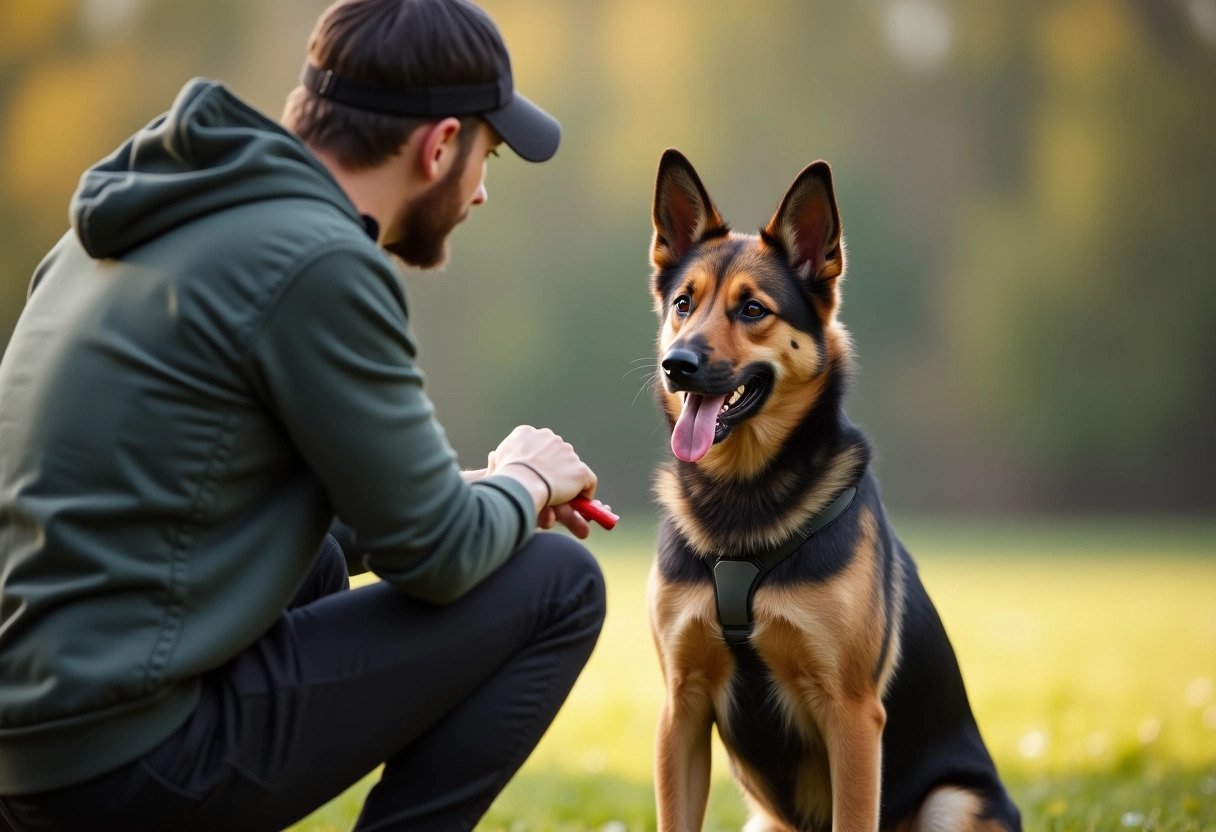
[671, 393, 729, 462]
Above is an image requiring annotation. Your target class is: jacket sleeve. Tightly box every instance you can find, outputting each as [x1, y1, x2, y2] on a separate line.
[245, 244, 536, 603]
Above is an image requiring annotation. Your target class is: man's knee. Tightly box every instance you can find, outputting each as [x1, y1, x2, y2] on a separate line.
[522, 532, 606, 631]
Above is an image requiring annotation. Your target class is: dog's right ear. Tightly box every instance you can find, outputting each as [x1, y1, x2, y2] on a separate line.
[651, 149, 725, 271]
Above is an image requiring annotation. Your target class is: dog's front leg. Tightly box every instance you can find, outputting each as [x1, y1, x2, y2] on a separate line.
[823, 695, 886, 832]
[654, 685, 713, 832]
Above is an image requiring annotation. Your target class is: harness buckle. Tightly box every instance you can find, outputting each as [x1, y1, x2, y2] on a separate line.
[709, 486, 858, 649]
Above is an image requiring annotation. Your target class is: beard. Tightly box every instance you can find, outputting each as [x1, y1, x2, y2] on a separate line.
[383, 142, 472, 269]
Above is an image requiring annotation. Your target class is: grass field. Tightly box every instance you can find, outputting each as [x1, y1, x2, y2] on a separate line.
[289, 519, 1216, 832]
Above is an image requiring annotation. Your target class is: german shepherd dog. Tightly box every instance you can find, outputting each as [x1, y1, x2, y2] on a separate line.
[646, 149, 1021, 832]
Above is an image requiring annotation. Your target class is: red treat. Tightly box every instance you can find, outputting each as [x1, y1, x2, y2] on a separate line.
[569, 496, 618, 531]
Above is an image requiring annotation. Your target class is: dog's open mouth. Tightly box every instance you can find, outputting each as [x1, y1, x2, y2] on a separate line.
[671, 370, 773, 463]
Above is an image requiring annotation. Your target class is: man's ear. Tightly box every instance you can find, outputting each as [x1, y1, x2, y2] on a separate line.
[650, 149, 726, 270]
[417, 117, 463, 181]
[763, 161, 843, 282]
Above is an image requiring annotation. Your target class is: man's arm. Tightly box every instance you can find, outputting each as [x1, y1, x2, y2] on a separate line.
[246, 245, 541, 603]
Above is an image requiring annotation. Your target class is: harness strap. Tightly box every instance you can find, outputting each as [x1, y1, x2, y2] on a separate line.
[712, 486, 857, 648]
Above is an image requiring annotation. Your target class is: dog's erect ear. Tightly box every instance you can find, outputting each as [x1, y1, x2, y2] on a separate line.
[651, 149, 725, 270]
[763, 161, 843, 282]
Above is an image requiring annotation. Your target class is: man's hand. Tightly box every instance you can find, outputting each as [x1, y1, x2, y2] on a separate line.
[487, 426, 598, 528]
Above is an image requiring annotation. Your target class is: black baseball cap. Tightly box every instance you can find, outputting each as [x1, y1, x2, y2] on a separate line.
[300, 21, 560, 163]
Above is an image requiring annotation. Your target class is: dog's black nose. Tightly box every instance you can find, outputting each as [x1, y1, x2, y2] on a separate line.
[662, 348, 700, 380]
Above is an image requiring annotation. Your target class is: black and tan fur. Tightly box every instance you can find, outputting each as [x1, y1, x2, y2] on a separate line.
[646, 150, 1020, 832]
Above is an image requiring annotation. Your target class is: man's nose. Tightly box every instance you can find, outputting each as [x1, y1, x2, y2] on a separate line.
[472, 182, 487, 206]
[661, 347, 701, 381]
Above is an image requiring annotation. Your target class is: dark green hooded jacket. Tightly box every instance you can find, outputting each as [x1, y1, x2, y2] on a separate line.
[0, 80, 536, 794]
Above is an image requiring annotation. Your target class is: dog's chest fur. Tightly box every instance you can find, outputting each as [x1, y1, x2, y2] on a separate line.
[649, 495, 904, 830]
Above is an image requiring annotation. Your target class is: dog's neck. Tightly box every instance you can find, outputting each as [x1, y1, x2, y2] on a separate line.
[655, 378, 871, 558]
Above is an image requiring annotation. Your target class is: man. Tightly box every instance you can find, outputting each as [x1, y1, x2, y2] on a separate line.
[0, 0, 607, 829]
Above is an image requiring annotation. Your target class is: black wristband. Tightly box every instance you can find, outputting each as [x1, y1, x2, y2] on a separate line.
[503, 461, 552, 507]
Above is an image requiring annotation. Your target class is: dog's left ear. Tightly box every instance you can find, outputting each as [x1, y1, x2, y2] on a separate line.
[763, 161, 843, 282]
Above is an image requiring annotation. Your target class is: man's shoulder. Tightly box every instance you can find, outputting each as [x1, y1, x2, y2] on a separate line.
[205, 196, 378, 258]
[162, 195, 393, 301]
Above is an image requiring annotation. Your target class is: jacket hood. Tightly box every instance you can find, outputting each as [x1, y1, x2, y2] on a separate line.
[71, 79, 362, 258]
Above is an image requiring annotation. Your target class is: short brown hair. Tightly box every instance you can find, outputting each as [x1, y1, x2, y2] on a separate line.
[283, 0, 501, 169]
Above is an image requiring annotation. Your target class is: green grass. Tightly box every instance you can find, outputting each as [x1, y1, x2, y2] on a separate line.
[289, 520, 1216, 831]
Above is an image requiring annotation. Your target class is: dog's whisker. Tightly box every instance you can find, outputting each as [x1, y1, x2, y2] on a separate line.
[632, 374, 657, 407]
[622, 364, 661, 381]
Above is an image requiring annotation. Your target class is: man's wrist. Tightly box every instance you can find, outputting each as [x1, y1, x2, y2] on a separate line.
[500, 462, 550, 513]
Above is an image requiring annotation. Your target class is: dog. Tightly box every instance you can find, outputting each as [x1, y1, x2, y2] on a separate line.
[645, 149, 1021, 832]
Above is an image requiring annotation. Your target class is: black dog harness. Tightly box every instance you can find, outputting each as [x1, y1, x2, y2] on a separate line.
[711, 486, 857, 648]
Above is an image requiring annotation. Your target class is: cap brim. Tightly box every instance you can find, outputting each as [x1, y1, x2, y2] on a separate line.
[483, 92, 560, 163]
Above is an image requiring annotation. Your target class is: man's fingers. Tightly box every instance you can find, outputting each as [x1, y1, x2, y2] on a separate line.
[552, 504, 591, 539]
[578, 464, 598, 501]
[565, 514, 590, 539]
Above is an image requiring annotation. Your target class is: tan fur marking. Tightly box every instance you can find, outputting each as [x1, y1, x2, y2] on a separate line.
[742, 808, 797, 832]
[731, 757, 792, 830]
[769, 443, 865, 550]
[660, 264, 721, 339]
[793, 754, 834, 828]
[697, 362, 829, 483]
[653, 467, 698, 549]
[824, 694, 886, 832]
[653, 443, 865, 559]
[648, 567, 735, 831]
[902, 785, 997, 832]
[875, 543, 906, 699]
[751, 505, 884, 707]
[648, 570, 733, 699]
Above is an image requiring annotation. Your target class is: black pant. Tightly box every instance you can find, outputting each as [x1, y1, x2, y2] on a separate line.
[0, 533, 606, 831]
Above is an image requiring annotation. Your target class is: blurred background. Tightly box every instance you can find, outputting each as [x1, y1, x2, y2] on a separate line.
[3, 2, 1215, 828]
[2, 0, 1215, 517]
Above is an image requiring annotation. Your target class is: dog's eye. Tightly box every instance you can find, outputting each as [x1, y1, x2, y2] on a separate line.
[741, 300, 767, 319]
[674, 295, 691, 315]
